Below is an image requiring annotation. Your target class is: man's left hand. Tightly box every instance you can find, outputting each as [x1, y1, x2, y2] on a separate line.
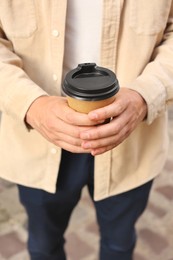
[80, 88, 147, 155]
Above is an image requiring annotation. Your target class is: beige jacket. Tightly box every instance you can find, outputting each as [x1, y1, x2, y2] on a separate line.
[0, 0, 173, 200]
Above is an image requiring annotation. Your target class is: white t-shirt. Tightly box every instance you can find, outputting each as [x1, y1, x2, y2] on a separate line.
[62, 0, 103, 79]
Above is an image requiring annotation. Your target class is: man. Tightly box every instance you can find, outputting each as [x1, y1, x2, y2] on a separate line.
[0, 1, 173, 259]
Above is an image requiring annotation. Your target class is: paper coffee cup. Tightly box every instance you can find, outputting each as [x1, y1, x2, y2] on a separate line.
[62, 63, 119, 113]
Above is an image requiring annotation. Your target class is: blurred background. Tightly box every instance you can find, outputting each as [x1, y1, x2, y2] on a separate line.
[0, 106, 173, 260]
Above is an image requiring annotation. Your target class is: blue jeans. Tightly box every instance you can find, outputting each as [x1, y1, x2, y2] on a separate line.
[18, 150, 152, 260]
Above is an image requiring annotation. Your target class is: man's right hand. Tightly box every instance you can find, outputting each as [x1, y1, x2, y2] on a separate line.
[25, 96, 95, 153]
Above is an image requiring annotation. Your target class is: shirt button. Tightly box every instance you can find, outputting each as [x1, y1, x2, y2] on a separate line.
[53, 74, 58, 81]
[50, 148, 57, 154]
[52, 29, 59, 37]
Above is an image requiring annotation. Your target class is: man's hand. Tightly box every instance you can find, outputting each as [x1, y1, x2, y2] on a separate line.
[26, 96, 95, 153]
[80, 88, 147, 156]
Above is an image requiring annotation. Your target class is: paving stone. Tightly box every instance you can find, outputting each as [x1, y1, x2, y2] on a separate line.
[147, 202, 167, 218]
[0, 208, 10, 224]
[155, 185, 173, 200]
[134, 252, 147, 260]
[0, 180, 14, 192]
[86, 222, 99, 236]
[65, 232, 96, 260]
[164, 159, 173, 172]
[138, 228, 169, 254]
[0, 232, 26, 258]
[9, 251, 29, 260]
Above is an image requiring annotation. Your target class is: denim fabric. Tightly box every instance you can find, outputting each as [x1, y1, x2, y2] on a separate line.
[18, 150, 152, 260]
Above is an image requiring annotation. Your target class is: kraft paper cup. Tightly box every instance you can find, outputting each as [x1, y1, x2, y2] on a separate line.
[63, 63, 119, 113]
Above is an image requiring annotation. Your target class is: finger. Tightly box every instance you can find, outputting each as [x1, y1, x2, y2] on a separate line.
[81, 136, 115, 150]
[81, 133, 120, 150]
[63, 106, 98, 126]
[56, 141, 91, 154]
[81, 121, 131, 150]
[39, 125, 91, 153]
[91, 144, 114, 156]
[54, 132, 83, 147]
[49, 98, 94, 126]
[80, 114, 128, 141]
[43, 114, 93, 140]
[87, 99, 125, 122]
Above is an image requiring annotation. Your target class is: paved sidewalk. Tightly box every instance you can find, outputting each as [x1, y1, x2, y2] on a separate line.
[0, 107, 173, 260]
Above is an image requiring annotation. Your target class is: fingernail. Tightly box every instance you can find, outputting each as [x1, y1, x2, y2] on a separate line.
[91, 150, 96, 156]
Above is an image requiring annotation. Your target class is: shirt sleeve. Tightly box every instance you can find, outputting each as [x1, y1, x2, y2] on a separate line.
[127, 4, 173, 124]
[0, 25, 48, 126]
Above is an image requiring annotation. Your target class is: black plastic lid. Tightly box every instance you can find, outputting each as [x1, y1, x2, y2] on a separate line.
[62, 63, 119, 101]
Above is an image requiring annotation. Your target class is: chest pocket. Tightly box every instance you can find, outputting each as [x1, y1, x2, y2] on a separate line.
[129, 0, 171, 35]
[0, 0, 37, 38]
